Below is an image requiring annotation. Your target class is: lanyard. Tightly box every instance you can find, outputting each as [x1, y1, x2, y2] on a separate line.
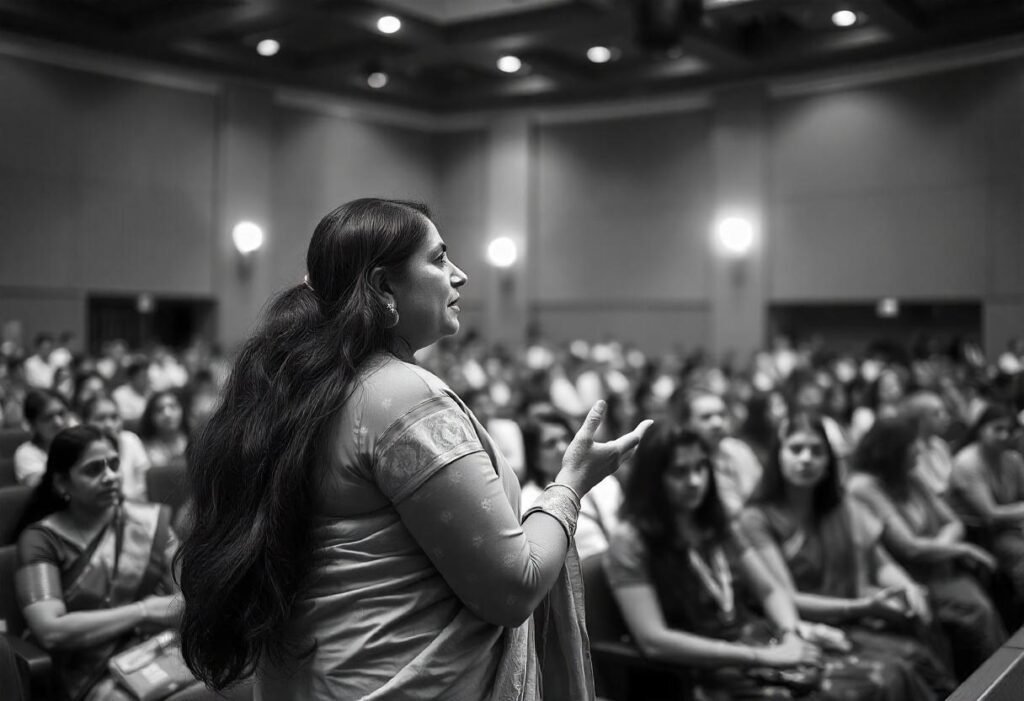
[688, 545, 735, 623]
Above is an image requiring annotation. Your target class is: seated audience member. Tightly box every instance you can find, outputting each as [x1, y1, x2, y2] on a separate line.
[139, 391, 189, 468]
[680, 389, 763, 516]
[847, 417, 1005, 680]
[605, 422, 941, 700]
[14, 390, 70, 487]
[23, 334, 55, 390]
[71, 372, 108, 419]
[737, 391, 787, 468]
[901, 391, 956, 497]
[111, 360, 151, 425]
[13, 425, 249, 701]
[739, 412, 956, 699]
[82, 395, 152, 502]
[52, 365, 75, 404]
[850, 366, 907, 446]
[518, 411, 573, 508]
[949, 403, 1024, 618]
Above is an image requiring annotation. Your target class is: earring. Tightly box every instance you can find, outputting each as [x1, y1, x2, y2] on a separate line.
[386, 302, 400, 329]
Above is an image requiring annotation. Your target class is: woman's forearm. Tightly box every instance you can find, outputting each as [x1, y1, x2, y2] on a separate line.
[790, 591, 866, 624]
[36, 604, 146, 650]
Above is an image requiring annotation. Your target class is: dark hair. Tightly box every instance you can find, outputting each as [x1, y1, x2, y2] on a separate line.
[33, 333, 53, 348]
[853, 416, 917, 499]
[520, 411, 573, 486]
[138, 390, 189, 441]
[16, 425, 118, 533]
[621, 421, 728, 545]
[756, 411, 843, 518]
[125, 360, 149, 380]
[72, 371, 108, 415]
[957, 402, 1019, 453]
[178, 198, 433, 689]
[23, 390, 69, 445]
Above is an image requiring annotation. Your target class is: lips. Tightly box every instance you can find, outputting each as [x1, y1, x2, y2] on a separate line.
[448, 298, 460, 307]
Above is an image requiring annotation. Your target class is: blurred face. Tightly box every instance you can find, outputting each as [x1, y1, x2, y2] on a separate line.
[87, 398, 122, 435]
[152, 394, 183, 434]
[537, 422, 570, 481]
[778, 429, 829, 489]
[980, 418, 1018, 452]
[794, 384, 824, 414]
[35, 399, 69, 443]
[58, 439, 121, 512]
[663, 444, 711, 513]
[687, 394, 728, 448]
[768, 392, 788, 425]
[76, 376, 106, 407]
[919, 396, 950, 436]
[389, 218, 468, 352]
[878, 371, 904, 404]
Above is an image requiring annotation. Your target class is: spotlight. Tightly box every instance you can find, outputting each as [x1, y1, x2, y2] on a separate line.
[367, 71, 389, 89]
[497, 55, 522, 73]
[377, 15, 401, 34]
[831, 10, 857, 27]
[715, 217, 755, 257]
[256, 39, 280, 57]
[587, 46, 613, 63]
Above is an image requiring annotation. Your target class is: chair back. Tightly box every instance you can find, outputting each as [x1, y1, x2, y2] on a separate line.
[581, 553, 632, 646]
[0, 457, 16, 487]
[145, 463, 188, 517]
[0, 545, 28, 637]
[0, 487, 33, 546]
[0, 430, 28, 462]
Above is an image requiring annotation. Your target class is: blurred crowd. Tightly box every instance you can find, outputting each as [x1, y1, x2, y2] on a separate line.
[3, 324, 1024, 695]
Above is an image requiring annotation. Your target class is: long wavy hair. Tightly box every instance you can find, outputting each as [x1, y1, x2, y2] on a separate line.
[852, 415, 918, 500]
[620, 421, 728, 547]
[754, 410, 843, 519]
[16, 425, 118, 533]
[176, 198, 432, 690]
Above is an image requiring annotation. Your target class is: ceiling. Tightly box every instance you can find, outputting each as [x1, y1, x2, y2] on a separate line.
[2, 0, 1024, 111]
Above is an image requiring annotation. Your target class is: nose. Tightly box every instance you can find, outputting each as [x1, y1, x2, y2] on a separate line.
[451, 263, 468, 287]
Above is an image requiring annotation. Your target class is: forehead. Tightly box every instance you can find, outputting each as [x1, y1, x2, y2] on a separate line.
[671, 444, 707, 467]
[691, 394, 725, 414]
[76, 439, 117, 465]
[414, 217, 443, 251]
[783, 429, 824, 446]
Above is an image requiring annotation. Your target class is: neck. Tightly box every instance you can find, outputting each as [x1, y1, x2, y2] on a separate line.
[783, 485, 815, 523]
[65, 503, 117, 530]
[979, 444, 1003, 463]
[673, 511, 699, 543]
[387, 337, 416, 363]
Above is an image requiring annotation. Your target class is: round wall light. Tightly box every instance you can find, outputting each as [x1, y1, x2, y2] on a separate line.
[715, 216, 755, 256]
[232, 221, 264, 255]
[487, 237, 518, 268]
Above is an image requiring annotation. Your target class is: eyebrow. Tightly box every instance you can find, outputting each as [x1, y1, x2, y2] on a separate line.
[431, 243, 447, 256]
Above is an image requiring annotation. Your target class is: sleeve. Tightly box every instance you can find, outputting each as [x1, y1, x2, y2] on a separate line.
[15, 527, 64, 607]
[737, 506, 775, 549]
[603, 523, 651, 589]
[373, 394, 486, 504]
[13, 444, 45, 488]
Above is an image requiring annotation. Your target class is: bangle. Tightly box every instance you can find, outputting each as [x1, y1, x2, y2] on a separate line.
[523, 486, 581, 544]
[546, 482, 582, 508]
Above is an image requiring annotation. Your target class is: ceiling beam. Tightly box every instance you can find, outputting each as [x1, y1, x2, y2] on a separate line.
[129, 0, 298, 41]
[849, 0, 925, 37]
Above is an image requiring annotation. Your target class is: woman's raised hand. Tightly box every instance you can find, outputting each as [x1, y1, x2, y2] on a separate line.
[557, 400, 653, 496]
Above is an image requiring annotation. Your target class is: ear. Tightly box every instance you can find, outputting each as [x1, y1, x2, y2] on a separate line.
[369, 266, 395, 304]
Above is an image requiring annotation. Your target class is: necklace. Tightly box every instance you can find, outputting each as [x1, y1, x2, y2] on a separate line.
[688, 544, 735, 623]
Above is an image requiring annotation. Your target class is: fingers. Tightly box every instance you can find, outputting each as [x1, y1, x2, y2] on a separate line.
[574, 400, 607, 441]
[608, 419, 655, 454]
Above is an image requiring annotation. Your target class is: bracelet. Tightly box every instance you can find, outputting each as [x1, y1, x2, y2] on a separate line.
[545, 482, 582, 509]
[523, 487, 581, 545]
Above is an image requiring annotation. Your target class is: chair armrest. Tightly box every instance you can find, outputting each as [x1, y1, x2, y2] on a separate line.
[3, 633, 52, 679]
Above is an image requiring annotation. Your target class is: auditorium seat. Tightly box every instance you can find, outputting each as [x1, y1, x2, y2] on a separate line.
[0, 457, 17, 487]
[0, 429, 29, 461]
[0, 544, 54, 700]
[0, 486, 33, 545]
[581, 554, 694, 701]
[145, 463, 189, 519]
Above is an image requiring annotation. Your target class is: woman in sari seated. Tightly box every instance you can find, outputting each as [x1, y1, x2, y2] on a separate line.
[848, 416, 1006, 680]
[13, 425, 248, 701]
[606, 421, 930, 700]
[739, 412, 956, 700]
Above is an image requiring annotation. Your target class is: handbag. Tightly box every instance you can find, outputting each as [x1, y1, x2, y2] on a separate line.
[108, 630, 196, 701]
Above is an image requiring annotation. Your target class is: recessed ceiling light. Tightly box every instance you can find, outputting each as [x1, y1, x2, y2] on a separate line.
[497, 55, 522, 73]
[587, 46, 613, 64]
[256, 39, 280, 57]
[377, 15, 401, 34]
[831, 9, 857, 27]
[367, 71, 389, 89]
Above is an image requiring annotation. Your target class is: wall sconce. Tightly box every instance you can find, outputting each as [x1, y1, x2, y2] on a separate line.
[232, 221, 264, 280]
[487, 237, 518, 268]
[715, 216, 755, 257]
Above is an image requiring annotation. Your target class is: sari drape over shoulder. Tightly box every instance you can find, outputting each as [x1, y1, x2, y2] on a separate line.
[15, 501, 175, 701]
[256, 357, 592, 701]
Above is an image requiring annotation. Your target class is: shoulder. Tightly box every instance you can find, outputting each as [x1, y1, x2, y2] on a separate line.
[953, 444, 982, 469]
[16, 521, 63, 566]
[359, 355, 448, 396]
[13, 441, 42, 461]
[737, 504, 773, 539]
[604, 521, 651, 585]
[846, 471, 879, 495]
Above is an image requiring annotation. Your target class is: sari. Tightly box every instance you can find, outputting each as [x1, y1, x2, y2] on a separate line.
[15, 501, 177, 701]
[255, 357, 591, 700]
[741, 500, 957, 699]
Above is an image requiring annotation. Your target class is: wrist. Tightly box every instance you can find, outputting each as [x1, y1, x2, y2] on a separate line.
[553, 470, 588, 498]
[135, 600, 148, 622]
